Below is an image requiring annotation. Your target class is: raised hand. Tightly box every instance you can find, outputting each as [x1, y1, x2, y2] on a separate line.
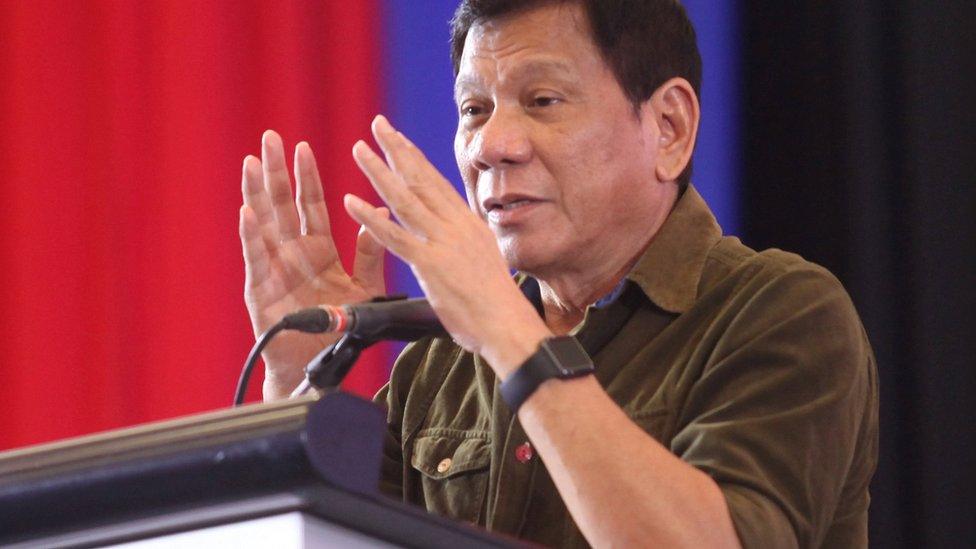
[239, 130, 387, 400]
[344, 116, 552, 379]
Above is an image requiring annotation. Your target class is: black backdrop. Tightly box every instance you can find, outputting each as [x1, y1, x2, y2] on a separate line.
[740, 2, 975, 547]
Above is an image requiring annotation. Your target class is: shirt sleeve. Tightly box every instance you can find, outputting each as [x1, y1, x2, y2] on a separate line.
[669, 263, 878, 549]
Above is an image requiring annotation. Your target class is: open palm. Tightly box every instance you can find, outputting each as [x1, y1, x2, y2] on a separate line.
[239, 131, 386, 400]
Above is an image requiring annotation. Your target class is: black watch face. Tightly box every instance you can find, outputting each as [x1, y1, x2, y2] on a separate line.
[544, 337, 594, 376]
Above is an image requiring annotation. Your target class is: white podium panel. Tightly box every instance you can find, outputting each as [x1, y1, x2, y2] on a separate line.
[112, 512, 396, 549]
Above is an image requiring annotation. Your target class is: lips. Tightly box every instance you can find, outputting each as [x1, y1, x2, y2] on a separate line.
[482, 194, 545, 226]
[483, 193, 539, 211]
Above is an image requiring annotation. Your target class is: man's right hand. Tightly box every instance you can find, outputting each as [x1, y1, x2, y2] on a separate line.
[239, 130, 386, 401]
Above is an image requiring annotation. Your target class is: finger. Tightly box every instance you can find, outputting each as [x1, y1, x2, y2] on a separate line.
[352, 207, 389, 295]
[371, 115, 458, 219]
[241, 155, 281, 252]
[294, 142, 332, 236]
[352, 140, 434, 234]
[261, 130, 301, 241]
[344, 194, 422, 261]
[239, 205, 272, 287]
[394, 128, 471, 210]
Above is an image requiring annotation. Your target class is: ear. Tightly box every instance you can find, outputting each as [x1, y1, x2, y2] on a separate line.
[644, 78, 700, 183]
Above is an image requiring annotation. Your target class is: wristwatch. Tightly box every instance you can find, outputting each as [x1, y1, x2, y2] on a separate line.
[499, 336, 595, 413]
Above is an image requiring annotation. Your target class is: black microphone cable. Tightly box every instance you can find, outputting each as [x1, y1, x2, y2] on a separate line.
[233, 307, 336, 406]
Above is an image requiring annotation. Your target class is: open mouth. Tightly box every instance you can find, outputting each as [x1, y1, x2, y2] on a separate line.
[482, 193, 541, 213]
[488, 199, 534, 212]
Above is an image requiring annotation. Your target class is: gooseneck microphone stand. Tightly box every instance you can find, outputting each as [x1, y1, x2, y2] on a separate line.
[289, 334, 377, 398]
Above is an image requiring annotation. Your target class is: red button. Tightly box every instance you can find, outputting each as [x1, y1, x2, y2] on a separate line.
[515, 442, 534, 463]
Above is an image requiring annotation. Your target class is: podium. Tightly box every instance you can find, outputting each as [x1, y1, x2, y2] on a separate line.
[0, 392, 518, 548]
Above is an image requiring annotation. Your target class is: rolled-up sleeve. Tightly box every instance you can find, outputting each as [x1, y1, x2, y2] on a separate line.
[670, 264, 878, 548]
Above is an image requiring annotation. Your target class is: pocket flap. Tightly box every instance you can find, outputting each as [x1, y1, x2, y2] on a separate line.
[411, 430, 491, 480]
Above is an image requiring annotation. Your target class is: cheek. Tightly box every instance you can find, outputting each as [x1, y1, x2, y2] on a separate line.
[543, 125, 614, 206]
[547, 122, 643, 227]
[454, 132, 481, 214]
[463, 179, 479, 213]
[453, 129, 468, 174]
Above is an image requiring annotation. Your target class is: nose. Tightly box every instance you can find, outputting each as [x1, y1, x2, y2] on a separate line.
[469, 108, 532, 172]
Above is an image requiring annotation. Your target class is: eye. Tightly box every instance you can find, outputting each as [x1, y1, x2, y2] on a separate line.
[530, 96, 561, 108]
[460, 102, 487, 117]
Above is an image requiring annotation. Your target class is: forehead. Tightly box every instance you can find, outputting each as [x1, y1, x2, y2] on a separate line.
[455, 3, 605, 89]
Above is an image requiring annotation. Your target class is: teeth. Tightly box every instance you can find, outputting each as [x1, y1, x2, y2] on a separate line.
[501, 200, 529, 211]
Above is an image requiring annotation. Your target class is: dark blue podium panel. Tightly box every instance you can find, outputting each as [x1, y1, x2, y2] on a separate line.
[0, 392, 518, 548]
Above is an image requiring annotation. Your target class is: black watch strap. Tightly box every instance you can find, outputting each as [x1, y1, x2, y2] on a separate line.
[499, 336, 595, 412]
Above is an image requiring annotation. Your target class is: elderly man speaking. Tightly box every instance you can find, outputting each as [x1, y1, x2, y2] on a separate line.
[238, 1, 878, 547]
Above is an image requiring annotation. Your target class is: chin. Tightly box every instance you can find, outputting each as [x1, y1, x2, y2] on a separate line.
[494, 227, 573, 275]
[500, 242, 556, 276]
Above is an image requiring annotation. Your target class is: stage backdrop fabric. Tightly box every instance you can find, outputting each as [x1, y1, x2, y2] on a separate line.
[0, 1, 387, 449]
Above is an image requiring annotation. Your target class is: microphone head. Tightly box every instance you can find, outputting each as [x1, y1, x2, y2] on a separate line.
[281, 306, 339, 333]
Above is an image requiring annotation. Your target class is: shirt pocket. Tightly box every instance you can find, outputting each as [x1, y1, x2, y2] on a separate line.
[410, 429, 491, 524]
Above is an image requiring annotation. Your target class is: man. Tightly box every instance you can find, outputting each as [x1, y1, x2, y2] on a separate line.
[239, 1, 878, 547]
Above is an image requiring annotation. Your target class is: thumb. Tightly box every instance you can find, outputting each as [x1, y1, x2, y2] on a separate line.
[352, 207, 388, 295]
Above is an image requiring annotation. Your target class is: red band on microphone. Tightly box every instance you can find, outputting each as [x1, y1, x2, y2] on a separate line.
[328, 305, 348, 332]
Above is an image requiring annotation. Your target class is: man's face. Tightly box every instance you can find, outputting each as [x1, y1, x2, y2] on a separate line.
[453, 3, 662, 276]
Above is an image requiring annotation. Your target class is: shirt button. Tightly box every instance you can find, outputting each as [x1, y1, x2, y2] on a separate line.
[515, 442, 534, 463]
[436, 457, 452, 473]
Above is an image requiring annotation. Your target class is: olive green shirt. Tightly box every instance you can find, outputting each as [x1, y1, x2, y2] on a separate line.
[374, 186, 879, 548]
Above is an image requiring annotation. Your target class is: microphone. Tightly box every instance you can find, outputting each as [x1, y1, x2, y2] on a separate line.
[281, 296, 446, 342]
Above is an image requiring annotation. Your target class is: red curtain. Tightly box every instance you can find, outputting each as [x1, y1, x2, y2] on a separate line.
[0, 1, 389, 450]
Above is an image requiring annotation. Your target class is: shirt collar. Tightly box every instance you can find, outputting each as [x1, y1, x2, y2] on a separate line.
[519, 185, 722, 315]
[626, 185, 723, 313]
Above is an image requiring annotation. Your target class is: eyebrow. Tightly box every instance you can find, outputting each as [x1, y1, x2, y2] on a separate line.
[453, 75, 483, 102]
[454, 59, 580, 102]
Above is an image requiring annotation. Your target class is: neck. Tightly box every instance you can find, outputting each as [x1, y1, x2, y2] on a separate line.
[537, 259, 634, 335]
[535, 184, 679, 335]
